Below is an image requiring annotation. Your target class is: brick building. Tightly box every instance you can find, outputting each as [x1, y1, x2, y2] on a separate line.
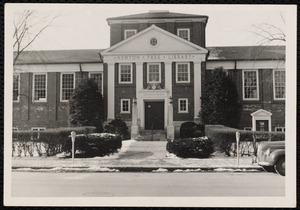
[13, 10, 285, 138]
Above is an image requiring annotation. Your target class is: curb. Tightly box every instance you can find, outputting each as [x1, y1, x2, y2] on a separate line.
[12, 166, 264, 173]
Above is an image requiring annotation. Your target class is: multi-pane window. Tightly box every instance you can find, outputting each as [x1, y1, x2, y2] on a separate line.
[13, 74, 20, 102]
[31, 127, 46, 131]
[176, 63, 190, 83]
[273, 70, 285, 99]
[33, 74, 47, 102]
[177, 28, 190, 41]
[243, 70, 259, 100]
[119, 64, 132, 83]
[124, 29, 137, 39]
[178, 98, 188, 113]
[90, 73, 103, 94]
[61, 73, 75, 101]
[121, 99, 130, 113]
[147, 63, 161, 83]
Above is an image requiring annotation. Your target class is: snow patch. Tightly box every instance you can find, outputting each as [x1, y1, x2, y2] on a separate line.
[214, 168, 243, 172]
[152, 168, 168, 173]
[173, 168, 202, 172]
[165, 152, 180, 159]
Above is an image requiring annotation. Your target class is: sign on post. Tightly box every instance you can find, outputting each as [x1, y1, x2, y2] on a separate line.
[236, 131, 240, 165]
[71, 131, 76, 164]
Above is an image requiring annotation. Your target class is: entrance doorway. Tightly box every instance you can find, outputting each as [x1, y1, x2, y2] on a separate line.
[256, 120, 269, 131]
[145, 101, 164, 130]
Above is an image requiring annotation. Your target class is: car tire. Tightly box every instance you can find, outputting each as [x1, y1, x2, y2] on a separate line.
[262, 166, 275, 173]
[274, 156, 285, 176]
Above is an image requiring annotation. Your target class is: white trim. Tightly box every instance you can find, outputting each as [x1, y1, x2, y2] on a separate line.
[60, 73, 75, 102]
[119, 63, 133, 84]
[275, 127, 285, 132]
[178, 98, 188, 113]
[121, 99, 131, 114]
[251, 109, 272, 132]
[13, 74, 20, 102]
[124, 29, 137, 39]
[273, 69, 286, 100]
[32, 73, 47, 102]
[107, 18, 207, 25]
[176, 62, 190, 83]
[89, 72, 103, 94]
[147, 63, 161, 83]
[177, 28, 190, 41]
[31, 127, 46, 131]
[242, 70, 259, 101]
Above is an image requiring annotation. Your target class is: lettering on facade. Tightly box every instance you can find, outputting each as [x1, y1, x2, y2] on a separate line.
[113, 54, 193, 61]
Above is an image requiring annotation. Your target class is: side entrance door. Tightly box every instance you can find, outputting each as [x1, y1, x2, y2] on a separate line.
[256, 120, 269, 131]
[145, 101, 164, 130]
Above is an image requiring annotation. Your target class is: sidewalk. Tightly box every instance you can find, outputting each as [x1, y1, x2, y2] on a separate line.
[12, 140, 262, 172]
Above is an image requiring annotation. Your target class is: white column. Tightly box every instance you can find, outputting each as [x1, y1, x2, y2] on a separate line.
[136, 61, 143, 127]
[107, 62, 115, 120]
[167, 98, 175, 139]
[194, 61, 202, 122]
[164, 61, 172, 95]
[131, 98, 139, 139]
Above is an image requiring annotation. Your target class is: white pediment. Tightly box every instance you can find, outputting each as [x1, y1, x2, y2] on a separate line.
[251, 109, 272, 117]
[101, 25, 208, 55]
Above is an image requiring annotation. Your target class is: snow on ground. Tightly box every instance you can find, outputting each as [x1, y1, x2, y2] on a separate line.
[152, 168, 169, 172]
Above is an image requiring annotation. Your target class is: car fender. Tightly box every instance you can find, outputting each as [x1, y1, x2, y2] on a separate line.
[270, 149, 285, 164]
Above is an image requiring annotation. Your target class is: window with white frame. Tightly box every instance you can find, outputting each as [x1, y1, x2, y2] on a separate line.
[147, 63, 161, 83]
[176, 63, 190, 83]
[243, 70, 259, 100]
[119, 64, 132, 84]
[273, 70, 285, 99]
[33, 74, 47, 102]
[121, 99, 130, 113]
[124, 29, 137, 39]
[275, 127, 285, 132]
[61, 73, 75, 101]
[31, 127, 46, 131]
[178, 98, 188, 113]
[13, 74, 20, 102]
[177, 28, 190, 41]
[89, 73, 103, 94]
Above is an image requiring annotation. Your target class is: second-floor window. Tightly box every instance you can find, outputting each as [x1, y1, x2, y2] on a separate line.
[13, 74, 20, 102]
[177, 28, 190, 41]
[147, 63, 161, 83]
[124, 29, 137, 39]
[119, 64, 132, 84]
[61, 73, 75, 102]
[176, 63, 190, 83]
[273, 70, 285, 100]
[89, 73, 103, 94]
[243, 70, 259, 100]
[33, 73, 47, 102]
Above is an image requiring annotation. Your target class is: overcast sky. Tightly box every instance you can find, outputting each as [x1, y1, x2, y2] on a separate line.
[9, 4, 287, 51]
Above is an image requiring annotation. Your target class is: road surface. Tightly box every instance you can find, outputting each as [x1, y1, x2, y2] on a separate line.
[11, 171, 284, 197]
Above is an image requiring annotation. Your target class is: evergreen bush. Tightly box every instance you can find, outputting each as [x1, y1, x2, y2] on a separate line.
[179, 121, 205, 138]
[104, 119, 130, 140]
[166, 137, 214, 158]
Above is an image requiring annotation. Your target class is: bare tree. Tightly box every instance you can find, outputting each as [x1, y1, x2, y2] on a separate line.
[13, 10, 59, 64]
[250, 13, 286, 45]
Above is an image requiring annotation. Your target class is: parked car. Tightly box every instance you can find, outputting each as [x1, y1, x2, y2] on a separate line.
[257, 141, 285, 176]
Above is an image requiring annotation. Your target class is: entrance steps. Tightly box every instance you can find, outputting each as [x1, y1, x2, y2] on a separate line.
[138, 130, 167, 141]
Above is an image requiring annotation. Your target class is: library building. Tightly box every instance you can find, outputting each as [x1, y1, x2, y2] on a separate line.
[13, 10, 286, 139]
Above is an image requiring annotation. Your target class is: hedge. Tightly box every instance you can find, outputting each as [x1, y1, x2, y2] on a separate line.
[205, 125, 285, 156]
[179, 122, 205, 138]
[63, 133, 122, 157]
[166, 137, 214, 158]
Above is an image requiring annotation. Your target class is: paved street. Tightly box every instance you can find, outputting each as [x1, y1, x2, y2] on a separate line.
[12, 172, 284, 197]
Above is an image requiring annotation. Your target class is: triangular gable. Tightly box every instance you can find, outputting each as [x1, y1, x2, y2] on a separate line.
[101, 25, 208, 55]
[251, 109, 272, 117]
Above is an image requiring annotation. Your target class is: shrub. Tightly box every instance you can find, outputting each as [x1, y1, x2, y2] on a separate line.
[180, 122, 205, 138]
[104, 119, 130, 140]
[166, 137, 214, 158]
[63, 133, 122, 157]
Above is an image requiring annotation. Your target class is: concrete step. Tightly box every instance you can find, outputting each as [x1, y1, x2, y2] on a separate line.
[138, 130, 167, 141]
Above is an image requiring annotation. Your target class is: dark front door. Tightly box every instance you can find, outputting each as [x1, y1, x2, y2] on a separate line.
[145, 101, 164, 130]
[256, 120, 269, 131]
